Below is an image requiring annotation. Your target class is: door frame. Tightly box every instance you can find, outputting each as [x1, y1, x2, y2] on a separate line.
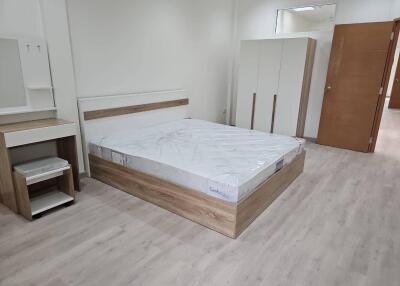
[369, 19, 400, 152]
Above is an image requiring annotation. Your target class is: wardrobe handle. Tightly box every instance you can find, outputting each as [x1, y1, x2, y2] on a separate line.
[251, 93, 256, 130]
[271, 94, 277, 133]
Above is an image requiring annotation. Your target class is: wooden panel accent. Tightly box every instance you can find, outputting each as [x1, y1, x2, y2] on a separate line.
[59, 168, 76, 198]
[235, 151, 305, 237]
[56, 168, 75, 200]
[89, 154, 237, 238]
[297, 39, 316, 138]
[318, 22, 393, 152]
[13, 171, 31, 220]
[0, 134, 18, 212]
[0, 119, 71, 134]
[57, 136, 80, 191]
[84, 98, 189, 121]
[29, 178, 58, 195]
[89, 151, 305, 238]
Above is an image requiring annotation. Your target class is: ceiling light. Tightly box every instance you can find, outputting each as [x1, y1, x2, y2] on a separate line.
[293, 6, 315, 12]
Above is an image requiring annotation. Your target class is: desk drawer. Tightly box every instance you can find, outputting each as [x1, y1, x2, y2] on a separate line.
[5, 124, 76, 147]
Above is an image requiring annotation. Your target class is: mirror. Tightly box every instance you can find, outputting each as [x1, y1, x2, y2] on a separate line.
[0, 38, 27, 110]
[276, 4, 336, 34]
[0, 37, 55, 115]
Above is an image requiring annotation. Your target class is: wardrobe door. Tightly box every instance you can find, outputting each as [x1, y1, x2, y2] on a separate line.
[253, 39, 283, 132]
[274, 38, 308, 136]
[236, 41, 260, 129]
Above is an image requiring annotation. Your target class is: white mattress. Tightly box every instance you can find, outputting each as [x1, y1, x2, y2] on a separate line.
[89, 119, 304, 203]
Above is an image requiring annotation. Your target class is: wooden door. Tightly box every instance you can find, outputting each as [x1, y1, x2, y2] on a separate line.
[317, 22, 394, 152]
[236, 41, 260, 129]
[253, 39, 283, 132]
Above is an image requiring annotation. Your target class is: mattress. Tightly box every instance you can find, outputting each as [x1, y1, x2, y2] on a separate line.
[89, 119, 305, 203]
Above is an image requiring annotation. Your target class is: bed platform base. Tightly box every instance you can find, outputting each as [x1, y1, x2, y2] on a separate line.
[89, 151, 305, 238]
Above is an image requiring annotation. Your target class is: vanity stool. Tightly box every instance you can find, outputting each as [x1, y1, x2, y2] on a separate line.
[13, 157, 75, 220]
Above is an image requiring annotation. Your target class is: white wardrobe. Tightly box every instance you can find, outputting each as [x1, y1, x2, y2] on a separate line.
[236, 38, 316, 137]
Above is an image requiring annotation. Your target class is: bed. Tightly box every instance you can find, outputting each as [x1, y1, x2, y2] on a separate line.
[78, 90, 305, 238]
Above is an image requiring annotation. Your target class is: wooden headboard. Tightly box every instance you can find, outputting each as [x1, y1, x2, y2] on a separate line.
[78, 89, 190, 173]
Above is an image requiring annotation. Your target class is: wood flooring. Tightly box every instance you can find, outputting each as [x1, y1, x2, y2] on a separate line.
[1, 102, 400, 285]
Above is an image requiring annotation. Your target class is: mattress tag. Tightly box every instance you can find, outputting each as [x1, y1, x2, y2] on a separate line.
[275, 158, 284, 172]
[207, 180, 235, 201]
[111, 151, 125, 165]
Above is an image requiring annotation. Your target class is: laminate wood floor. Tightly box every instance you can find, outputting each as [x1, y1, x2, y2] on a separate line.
[1, 104, 400, 286]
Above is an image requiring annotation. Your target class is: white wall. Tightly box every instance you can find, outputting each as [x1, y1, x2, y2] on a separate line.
[40, 0, 84, 172]
[393, 0, 400, 18]
[234, 0, 396, 138]
[66, 0, 234, 123]
[0, 0, 44, 38]
[335, 0, 393, 24]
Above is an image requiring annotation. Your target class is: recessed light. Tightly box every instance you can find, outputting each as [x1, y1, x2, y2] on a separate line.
[293, 6, 315, 12]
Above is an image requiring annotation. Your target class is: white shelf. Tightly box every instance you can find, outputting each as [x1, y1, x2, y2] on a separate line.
[31, 191, 74, 216]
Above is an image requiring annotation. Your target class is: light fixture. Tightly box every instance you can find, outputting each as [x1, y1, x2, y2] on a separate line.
[293, 6, 315, 12]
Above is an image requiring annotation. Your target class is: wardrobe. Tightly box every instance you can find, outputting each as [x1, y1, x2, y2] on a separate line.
[236, 38, 316, 137]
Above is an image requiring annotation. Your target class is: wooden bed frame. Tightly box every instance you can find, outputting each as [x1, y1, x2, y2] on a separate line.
[78, 90, 305, 238]
[89, 151, 305, 238]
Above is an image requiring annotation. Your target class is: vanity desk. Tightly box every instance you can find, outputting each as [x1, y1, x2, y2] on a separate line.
[0, 119, 80, 214]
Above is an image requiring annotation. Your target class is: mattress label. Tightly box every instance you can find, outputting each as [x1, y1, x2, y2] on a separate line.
[207, 180, 235, 202]
[276, 158, 284, 171]
[111, 151, 126, 165]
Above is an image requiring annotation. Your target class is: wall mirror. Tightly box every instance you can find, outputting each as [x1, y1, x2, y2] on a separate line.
[0, 38, 27, 111]
[276, 4, 337, 34]
[0, 37, 55, 115]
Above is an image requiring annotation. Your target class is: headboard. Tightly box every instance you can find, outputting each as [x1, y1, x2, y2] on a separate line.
[78, 89, 190, 174]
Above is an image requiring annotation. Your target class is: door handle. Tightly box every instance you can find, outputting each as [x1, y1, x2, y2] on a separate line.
[325, 85, 332, 92]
